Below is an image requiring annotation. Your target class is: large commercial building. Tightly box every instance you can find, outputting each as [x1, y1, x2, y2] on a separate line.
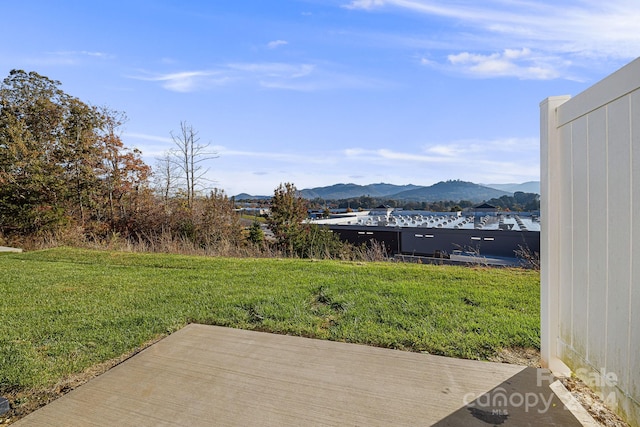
[313, 205, 540, 264]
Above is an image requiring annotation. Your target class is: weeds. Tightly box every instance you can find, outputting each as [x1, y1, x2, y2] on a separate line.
[514, 244, 540, 270]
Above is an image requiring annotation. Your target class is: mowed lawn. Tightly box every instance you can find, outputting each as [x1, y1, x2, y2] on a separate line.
[0, 247, 540, 393]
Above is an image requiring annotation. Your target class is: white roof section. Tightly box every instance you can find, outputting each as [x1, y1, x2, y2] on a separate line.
[312, 211, 540, 232]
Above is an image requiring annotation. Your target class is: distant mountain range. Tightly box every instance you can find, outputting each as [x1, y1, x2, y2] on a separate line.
[298, 183, 422, 200]
[235, 180, 540, 203]
[483, 181, 540, 194]
[234, 193, 272, 201]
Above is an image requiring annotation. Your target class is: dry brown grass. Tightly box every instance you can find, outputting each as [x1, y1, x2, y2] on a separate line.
[10, 228, 394, 263]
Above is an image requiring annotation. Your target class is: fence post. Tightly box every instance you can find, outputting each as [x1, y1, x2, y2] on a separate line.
[540, 95, 572, 374]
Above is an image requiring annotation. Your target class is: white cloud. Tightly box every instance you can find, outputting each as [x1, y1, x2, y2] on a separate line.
[121, 132, 175, 158]
[215, 146, 336, 165]
[347, 137, 537, 160]
[426, 145, 463, 157]
[419, 57, 436, 66]
[446, 48, 562, 79]
[207, 137, 540, 195]
[227, 62, 315, 79]
[130, 65, 313, 92]
[11, 50, 116, 67]
[267, 40, 289, 49]
[342, 137, 540, 183]
[123, 132, 173, 144]
[228, 62, 321, 91]
[342, 0, 527, 21]
[131, 62, 386, 92]
[343, 0, 386, 10]
[424, 137, 538, 156]
[130, 70, 231, 92]
[48, 50, 114, 59]
[344, 147, 458, 164]
[342, 0, 640, 78]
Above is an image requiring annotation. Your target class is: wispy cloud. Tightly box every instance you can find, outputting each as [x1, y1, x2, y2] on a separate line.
[424, 137, 539, 156]
[444, 48, 565, 80]
[345, 148, 458, 164]
[267, 40, 288, 49]
[227, 62, 314, 79]
[342, 0, 640, 79]
[214, 140, 540, 195]
[129, 70, 231, 92]
[343, 136, 540, 182]
[215, 146, 335, 165]
[122, 132, 175, 158]
[48, 50, 115, 59]
[7, 50, 117, 67]
[123, 132, 173, 144]
[130, 62, 387, 92]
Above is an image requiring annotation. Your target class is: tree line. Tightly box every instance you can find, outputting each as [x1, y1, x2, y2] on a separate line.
[0, 69, 537, 259]
[0, 70, 240, 249]
[309, 192, 539, 213]
[0, 70, 373, 260]
[0, 70, 150, 236]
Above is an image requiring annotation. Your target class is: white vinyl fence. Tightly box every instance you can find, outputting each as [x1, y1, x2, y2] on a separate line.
[541, 57, 640, 426]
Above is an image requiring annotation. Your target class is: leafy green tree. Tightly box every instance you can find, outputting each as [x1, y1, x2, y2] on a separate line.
[247, 220, 264, 246]
[0, 69, 151, 237]
[301, 224, 350, 259]
[268, 183, 309, 255]
[267, 183, 352, 258]
[96, 108, 151, 233]
[0, 70, 79, 233]
[514, 191, 540, 211]
[194, 188, 242, 246]
[61, 98, 104, 226]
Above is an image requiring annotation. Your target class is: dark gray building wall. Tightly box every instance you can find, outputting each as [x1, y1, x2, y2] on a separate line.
[401, 228, 539, 258]
[329, 225, 539, 259]
[329, 227, 400, 254]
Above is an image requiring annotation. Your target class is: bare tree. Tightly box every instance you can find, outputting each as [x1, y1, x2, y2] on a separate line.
[169, 121, 218, 208]
[154, 151, 179, 205]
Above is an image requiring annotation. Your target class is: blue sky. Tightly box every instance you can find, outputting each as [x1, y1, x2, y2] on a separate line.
[2, 1, 639, 196]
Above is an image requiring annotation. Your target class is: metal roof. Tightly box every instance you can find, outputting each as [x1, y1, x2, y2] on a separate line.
[313, 211, 540, 232]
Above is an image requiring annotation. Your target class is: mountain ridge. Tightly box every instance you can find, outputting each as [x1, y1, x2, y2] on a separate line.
[235, 180, 540, 203]
[483, 181, 540, 194]
[298, 182, 422, 200]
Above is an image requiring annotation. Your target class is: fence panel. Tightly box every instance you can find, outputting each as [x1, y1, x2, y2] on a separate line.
[541, 57, 640, 426]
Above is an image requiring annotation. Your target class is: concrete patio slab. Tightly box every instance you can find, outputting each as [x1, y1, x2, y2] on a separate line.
[15, 324, 588, 426]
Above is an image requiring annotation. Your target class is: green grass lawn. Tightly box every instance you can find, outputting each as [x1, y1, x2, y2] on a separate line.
[0, 247, 539, 395]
